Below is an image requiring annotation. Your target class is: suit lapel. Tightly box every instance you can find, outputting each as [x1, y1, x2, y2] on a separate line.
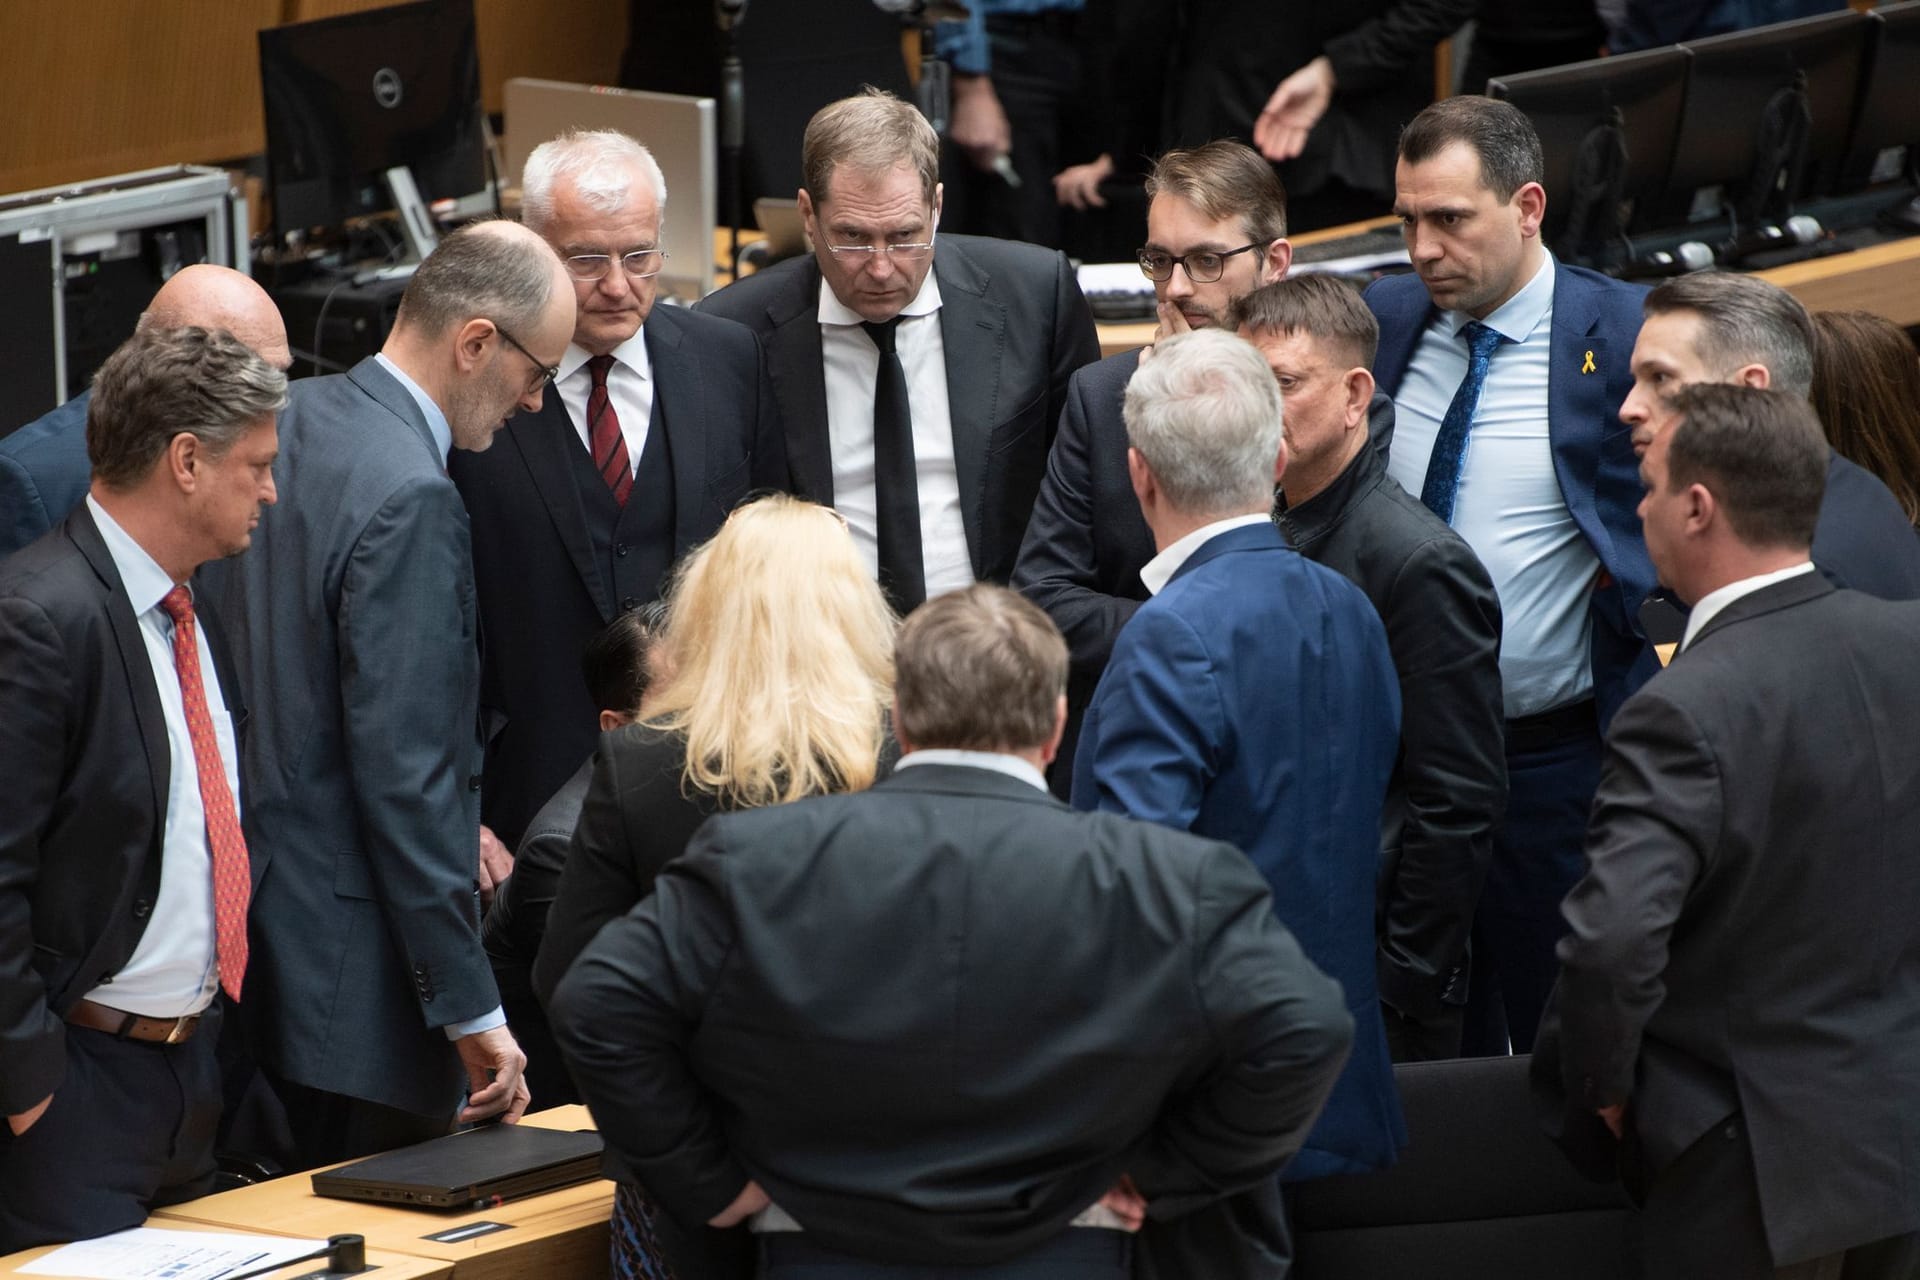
[347, 356, 443, 470]
[1546, 269, 1616, 565]
[646, 309, 710, 555]
[762, 262, 835, 502]
[935, 243, 1003, 580]
[1369, 279, 1434, 397]
[70, 504, 170, 830]
[508, 395, 613, 621]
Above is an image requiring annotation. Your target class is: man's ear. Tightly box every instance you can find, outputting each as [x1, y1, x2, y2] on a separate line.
[1261, 237, 1293, 283]
[165, 431, 202, 492]
[1127, 445, 1154, 511]
[1344, 366, 1375, 428]
[453, 318, 494, 374]
[1515, 181, 1547, 239]
[1733, 363, 1772, 391]
[1684, 482, 1716, 536]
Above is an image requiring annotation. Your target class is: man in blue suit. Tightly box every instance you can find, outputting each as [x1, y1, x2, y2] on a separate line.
[1366, 96, 1656, 1056]
[0, 266, 290, 561]
[1075, 329, 1402, 1279]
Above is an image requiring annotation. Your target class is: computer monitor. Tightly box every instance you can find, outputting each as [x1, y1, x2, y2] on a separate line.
[1489, 47, 1691, 267]
[1841, 2, 1920, 191]
[1655, 9, 1874, 230]
[259, 0, 487, 245]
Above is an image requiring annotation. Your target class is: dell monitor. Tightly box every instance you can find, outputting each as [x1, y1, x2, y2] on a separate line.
[259, 0, 486, 247]
[1489, 47, 1691, 267]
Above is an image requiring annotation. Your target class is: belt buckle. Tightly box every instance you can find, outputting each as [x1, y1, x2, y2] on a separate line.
[164, 1015, 194, 1045]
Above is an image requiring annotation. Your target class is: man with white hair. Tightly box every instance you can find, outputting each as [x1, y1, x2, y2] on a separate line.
[1074, 328, 1405, 1276]
[450, 129, 785, 851]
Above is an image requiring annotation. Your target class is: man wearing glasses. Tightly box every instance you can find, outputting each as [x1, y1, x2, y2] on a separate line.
[197, 222, 573, 1168]
[699, 88, 1099, 615]
[450, 129, 784, 853]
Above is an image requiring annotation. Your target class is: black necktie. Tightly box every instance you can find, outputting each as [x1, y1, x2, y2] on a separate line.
[862, 318, 925, 613]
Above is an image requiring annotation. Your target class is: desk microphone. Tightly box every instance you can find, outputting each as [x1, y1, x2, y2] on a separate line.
[1718, 214, 1823, 266]
[1619, 240, 1714, 280]
[220, 1233, 368, 1280]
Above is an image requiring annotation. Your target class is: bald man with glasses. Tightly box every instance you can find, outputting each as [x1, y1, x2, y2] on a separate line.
[449, 128, 786, 853]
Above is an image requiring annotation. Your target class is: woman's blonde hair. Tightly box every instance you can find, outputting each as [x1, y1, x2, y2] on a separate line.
[643, 494, 896, 808]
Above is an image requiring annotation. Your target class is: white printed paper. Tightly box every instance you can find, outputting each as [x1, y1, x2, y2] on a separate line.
[18, 1227, 328, 1280]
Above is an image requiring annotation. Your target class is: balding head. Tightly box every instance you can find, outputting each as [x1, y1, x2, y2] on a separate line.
[142, 265, 291, 371]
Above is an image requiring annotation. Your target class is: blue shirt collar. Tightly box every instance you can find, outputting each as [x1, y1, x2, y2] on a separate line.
[374, 352, 453, 464]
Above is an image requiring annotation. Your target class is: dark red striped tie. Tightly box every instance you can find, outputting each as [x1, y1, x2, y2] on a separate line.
[587, 355, 634, 507]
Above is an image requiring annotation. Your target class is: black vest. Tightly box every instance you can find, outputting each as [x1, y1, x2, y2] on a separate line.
[576, 394, 675, 615]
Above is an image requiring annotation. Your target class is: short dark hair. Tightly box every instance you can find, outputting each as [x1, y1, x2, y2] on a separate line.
[1664, 383, 1826, 550]
[1146, 141, 1288, 245]
[1644, 272, 1815, 399]
[1231, 274, 1379, 369]
[894, 584, 1066, 754]
[1397, 96, 1544, 201]
[581, 600, 667, 715]
[395, 221, 558, 341]
[88, 325, 288, 487]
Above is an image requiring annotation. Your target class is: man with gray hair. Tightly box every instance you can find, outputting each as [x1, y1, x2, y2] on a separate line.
[199, 221, 573, 1168]
[0, 327, 285, 1248]
[451, 128, 785, 852]
[1618, 270, 1920, 604]
[699, 88, 1099, 615]
[1073, 328, 1404, 1275]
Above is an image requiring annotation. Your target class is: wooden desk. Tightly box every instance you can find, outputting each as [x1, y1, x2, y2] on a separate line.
[0, 1220, 452, 1279]
[152, 1108, 613, 1280]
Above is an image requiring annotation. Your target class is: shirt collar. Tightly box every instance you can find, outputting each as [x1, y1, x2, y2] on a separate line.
[1679, 561, 1817, 652]
[86, 494, 178, 616]
[895, 748, 1048, 793]
[817, 260, 944, 327]
[1442, 250, 1555, 345]
[1276, 427, 1384, 549]
[374, 352, 452, 464]
[558, 325, 653, 387]
[1140, 513, 1274, 596]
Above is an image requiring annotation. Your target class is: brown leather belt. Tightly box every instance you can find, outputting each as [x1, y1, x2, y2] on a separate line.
[65, 998, 202, 1044]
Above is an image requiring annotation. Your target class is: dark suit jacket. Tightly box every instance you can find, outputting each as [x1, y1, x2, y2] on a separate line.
[1075, 522, 1406, 1182]
[0, 390, 91, 560]
[0, 504, 247, 1113]
[1367, 262, 1659, 730]
[695, 234, 1100, 585]
[1535, 574, 1920, 1266]
[197, 357, 496, 1119]
[549, 763, 1355, 1265]
[1811, 450, 1920, 600]
[449, 305, 786, 849]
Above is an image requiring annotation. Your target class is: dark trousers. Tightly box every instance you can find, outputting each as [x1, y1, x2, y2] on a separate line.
[1463, 702, 1603, 1056]
[1638, 1115, 1920, 1280]
[759, 1229, 1130, 1279]
[0, 1008, 223, 1253]
[940, 18, 1080, 249]
[266, 1072, 450, 1172]
[1383, 1001, 1466, 1062]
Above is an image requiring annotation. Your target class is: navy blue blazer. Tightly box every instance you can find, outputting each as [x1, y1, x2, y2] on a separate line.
[1366, 262, 1658, 730]
[1811, 451, 1920, 600]
[1073, 522, 1406, 1180]
[0, 390, 92, 560]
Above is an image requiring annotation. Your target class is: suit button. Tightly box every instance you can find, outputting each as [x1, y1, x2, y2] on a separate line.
[615, 542, 629, 558]
[621, 596, 638, 611]
[468, 775, 482, 792]
[133, 899, 153, 919]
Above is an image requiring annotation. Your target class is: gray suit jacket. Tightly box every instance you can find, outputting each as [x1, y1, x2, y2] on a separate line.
[1536, 573, 1920, 1265]
[199, 357, 495, 1118]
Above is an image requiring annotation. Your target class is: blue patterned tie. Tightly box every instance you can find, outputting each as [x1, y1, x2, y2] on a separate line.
[1419, 321, 1507, 525]
[610, 1181, 679, 1280]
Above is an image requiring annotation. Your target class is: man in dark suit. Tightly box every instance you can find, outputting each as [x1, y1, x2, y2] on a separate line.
[1535, 384, 1920, 1279]
[1618, 271, 1920, 602]
[550, 584, 1355, 1278]
[0, 265, 291, 561]
[450, 130, 785, 852]
[198, 223, 573, 1168]
[0, 326, 286, 1249]
[1367, 96, 1656, 1055]
[1074, 329, 1404, 1276]
[697, 88, 1099, 614]
[1239, 275, 1507, 1063]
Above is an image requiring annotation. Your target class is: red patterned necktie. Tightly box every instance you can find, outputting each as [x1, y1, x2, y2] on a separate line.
[159, 586, 250, 1001]
[587, 355, 634, 507]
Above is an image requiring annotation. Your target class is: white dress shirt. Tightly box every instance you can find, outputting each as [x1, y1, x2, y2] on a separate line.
[1139, 514, 1273, 596]
[1680, 562, 1816, 652]
[556, 329, 655, 476]
[1385, 253, 1603, 718]
[818, 271, 975, 599]
[82, 497, 232, 1017]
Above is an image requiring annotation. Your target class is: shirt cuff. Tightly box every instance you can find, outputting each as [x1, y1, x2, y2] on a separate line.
[934, 16, 990, 75]
[444, 1006, 507, 1041]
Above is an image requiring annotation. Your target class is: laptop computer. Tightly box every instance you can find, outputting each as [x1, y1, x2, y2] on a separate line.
[311, 1124, 604, 1210]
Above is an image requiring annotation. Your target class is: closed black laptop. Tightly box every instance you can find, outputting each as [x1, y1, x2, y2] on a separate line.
[311, 1124, 604, 1209]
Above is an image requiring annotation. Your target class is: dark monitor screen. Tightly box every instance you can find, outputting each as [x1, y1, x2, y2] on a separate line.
[1657, 9, 1874, 227]
[259, 0, 485, 242]
[1489, 47, 1691, 261]
[1842, 1, 1920, 189]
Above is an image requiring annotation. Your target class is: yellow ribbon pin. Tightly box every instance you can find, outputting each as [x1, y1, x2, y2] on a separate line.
[1581, 350, 1597, 375]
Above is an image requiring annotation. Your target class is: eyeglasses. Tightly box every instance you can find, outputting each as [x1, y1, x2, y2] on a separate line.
[824, 237, 936, 264]
[492, 323, 559, 389]
[563, 249, 668, 282]
[1136, 240, 1273, 284]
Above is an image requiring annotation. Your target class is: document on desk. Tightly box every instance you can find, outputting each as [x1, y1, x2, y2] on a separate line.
[19, 1227, 326, 1280]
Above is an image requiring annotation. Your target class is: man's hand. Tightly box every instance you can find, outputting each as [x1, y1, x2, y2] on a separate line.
[477, 824, 513, 913]
[1054, 154, 1115, 210]
[1254, 56, 1336, 163]
[455, 1025, 531, 1125]
[1097, 1175, 1148, 1232]
[6, 1094, 52, 1137]
[708, 1179, 771, 1228]
[951, 74, 1012, 171]
[1152, 299, 1195, 347]
[1597, 1104, 1625, 1139]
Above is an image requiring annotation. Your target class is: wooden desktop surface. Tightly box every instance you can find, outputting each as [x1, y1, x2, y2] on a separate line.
[0, 1219, 453, 1279]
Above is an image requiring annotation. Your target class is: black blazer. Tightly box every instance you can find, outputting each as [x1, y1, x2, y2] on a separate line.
[0, 504, 247, 1113]
[695, 234, 1101, 585]
[1535, 574, 1920, 1265]
[549, 763, 1355, 1265]
[450, 305, 787, 850]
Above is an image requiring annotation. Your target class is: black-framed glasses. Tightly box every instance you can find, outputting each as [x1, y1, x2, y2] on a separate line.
[493, 323, 559, 389]
[563, 249, 668, 281]
[1136, 240, 1273, 284]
